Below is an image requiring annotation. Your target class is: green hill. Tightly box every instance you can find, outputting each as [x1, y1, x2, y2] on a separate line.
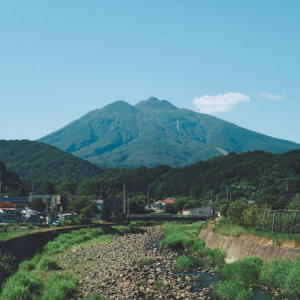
[0, 140, 104, 186]
[77, 150, 300, 203]
[0, 160, 27, 196]
[39, 97, 300, 168]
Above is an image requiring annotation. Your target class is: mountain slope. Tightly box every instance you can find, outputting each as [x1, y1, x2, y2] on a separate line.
[38, 97, 300, 168]
[0, 140, 104, 185]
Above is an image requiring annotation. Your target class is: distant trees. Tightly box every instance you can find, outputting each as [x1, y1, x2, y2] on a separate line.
[28, 198, 46, 211]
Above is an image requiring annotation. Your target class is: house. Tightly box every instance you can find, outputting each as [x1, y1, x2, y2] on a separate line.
[182, 206, 212, 217]
[0, 197, 29, 211]
[29, 194, 70, 213]
[21, 208, 46, 224]
[162, 197, 176, 205]
[0, 202, 17, 223]
[95, 198, 122, 221]
[149, 200, 165, 211]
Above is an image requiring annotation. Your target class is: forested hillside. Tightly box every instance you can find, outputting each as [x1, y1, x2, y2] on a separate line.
[0, 140, 104, 187]
[0, 160, 28, 196]
[77, 150, 300, 202]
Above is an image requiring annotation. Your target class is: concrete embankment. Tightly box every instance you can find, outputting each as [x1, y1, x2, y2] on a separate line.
[199, 229, 300, 263]
[0, 224, 106, 264]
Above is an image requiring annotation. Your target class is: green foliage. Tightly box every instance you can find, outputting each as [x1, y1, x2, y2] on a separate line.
[174, 255, 204, 270]
[154, 279, 165, 292]
[227, 198, 248, 226]
[0, 159, 26, 196]
[160, 223, 225, 264]
[28, 198, 46, 211]
[288, 193, 300, 210]
[137, 258, 153, 266]
[0, 251, 15, 288]
[219, 256, 263, 284]
[213, 281, 253, 300]
[0, 140, 104, 187]
[38, 257, 60, 271]
[0, 272, 43, 300]
[42, 273, 78, 300]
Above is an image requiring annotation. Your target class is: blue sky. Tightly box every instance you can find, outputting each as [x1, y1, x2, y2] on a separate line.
[1, 0, 299, 143]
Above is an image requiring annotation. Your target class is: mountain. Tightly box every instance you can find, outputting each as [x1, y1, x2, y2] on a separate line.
[0, 140, 104, 186]
[38, 97, 300, 168]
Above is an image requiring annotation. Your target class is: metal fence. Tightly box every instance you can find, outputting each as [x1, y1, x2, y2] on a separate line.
[263, 209, 300, 233]
[128, 214, 209, 222]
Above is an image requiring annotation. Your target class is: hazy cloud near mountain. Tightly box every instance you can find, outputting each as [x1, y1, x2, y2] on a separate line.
[258, 92, 286, 100]
[193, 92, 250, 114]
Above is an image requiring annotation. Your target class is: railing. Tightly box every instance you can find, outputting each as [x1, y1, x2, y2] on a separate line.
[263, 209, 300, 233]
[128, 214, 209, 221]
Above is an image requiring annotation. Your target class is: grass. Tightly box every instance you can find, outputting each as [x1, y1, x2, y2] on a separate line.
[137, 257, 154, 266]
[154, 279, 165, 292]
[173, 255, 205, 270]
[212, 221, 300, 246]
[160, 222, 226, 264]
[213, 281, 253, 300]
[0, 224, 142, 299]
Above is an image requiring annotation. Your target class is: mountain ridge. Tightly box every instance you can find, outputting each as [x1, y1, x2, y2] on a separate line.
[38, 97, 300, 168]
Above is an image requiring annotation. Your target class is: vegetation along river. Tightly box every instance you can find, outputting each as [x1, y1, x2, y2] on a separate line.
[54, 226, 284, 300]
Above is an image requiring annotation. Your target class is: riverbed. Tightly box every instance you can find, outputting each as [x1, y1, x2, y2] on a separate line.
[57, 226, 284, 300]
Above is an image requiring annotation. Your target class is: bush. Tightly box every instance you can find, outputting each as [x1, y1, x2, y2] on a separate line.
[0, 251, 15, 287]
[213, 281, 253, 300]
[219, 256, 262, 284]
[284, 261, 300, 298]
[174, 255, 204, 270]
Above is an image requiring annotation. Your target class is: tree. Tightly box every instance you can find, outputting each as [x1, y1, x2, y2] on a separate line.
[288, 193, 300, 210]
[227, 198, 248, 226]
[36, 181, 56, 194]
[28, 198, 46, 211]
[57, 181, 75, 195]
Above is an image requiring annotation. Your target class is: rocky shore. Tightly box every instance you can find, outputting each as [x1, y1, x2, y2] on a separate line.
[57, 227, 216, 300]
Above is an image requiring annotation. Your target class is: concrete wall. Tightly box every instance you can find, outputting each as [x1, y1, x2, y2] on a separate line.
[0, 225, 96, 264]
[199, 229, 300, 263]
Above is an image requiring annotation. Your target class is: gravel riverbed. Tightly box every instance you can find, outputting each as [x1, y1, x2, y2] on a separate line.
[56, 227, 216, 300]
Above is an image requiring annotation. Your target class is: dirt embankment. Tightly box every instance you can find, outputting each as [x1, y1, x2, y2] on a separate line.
[199, 229, 300, 263]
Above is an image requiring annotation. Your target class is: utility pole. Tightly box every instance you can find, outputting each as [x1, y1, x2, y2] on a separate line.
[31, 182, 35, 194]
[123, 184, 126, 215]
[127, 196, 130, 215]
[0, 173, 2, 198]
[100, 189, 103, 199]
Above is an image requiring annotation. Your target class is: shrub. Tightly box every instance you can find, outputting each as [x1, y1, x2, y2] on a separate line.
[174, 255, 204, 270]
[284, 261, 300, 298]
[219, 256, 262, 284]
[213, 281, 253, 300]
[0, 251, 15, 287]
[259, 259, 293, 288]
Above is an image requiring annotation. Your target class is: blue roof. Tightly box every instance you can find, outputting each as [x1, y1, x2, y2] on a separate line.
[0, 197, 29, 203]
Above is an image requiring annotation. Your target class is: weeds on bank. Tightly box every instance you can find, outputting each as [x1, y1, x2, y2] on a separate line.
[0, 224, 142, 300]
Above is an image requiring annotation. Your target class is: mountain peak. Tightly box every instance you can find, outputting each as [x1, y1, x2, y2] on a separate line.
[135, 97, 177, 111]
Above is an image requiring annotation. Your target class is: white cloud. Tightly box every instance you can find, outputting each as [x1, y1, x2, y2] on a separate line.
[258, 92, 286, 100]
[193, 92, 250, 114]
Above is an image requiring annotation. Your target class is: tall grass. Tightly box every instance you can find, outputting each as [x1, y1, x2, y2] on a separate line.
[0, 224, 141, 299]
[160, 223, 225, 263]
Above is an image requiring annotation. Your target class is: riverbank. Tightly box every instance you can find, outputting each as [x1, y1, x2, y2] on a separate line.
[59, 226, 216, 300]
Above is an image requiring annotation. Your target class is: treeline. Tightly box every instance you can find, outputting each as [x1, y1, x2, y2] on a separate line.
[0, 160, 28, 196]
[77, 150, 300, 202]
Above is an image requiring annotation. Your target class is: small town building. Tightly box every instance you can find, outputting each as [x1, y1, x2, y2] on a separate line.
[182, 206, 212, 217]
[0, 196, 29, 211]
[0, 202, 17, 223]
[29, 194, 70, 213]
[95, 198, 121, 221]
